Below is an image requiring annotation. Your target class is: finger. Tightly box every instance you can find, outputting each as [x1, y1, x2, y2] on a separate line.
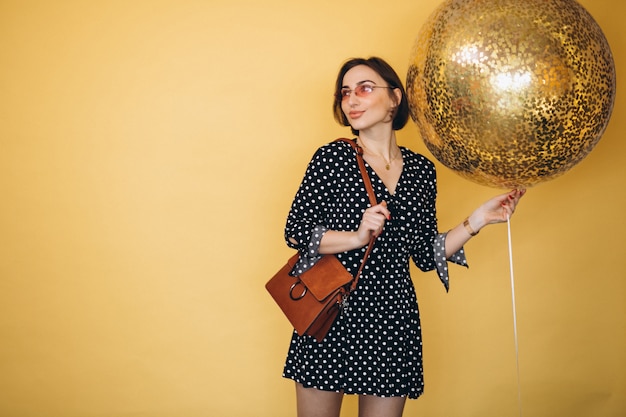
[510, 189, 525, 207]
[507, 190, 523, 205]
[500, 199, 514, 217]
[362, 214, 386, 232]
[512, 188, 526, 200]
[362, 220, 384, 238]
[367, 201, 391, 221]
[378, 200, 391, 220]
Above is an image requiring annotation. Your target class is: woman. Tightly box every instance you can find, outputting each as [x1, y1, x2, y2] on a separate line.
[282, 57, 524, 417]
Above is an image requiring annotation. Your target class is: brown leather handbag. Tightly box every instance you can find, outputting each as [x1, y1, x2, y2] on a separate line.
[265, 138, 377, 342]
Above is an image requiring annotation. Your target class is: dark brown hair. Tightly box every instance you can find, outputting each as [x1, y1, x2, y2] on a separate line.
[332, 57, 410, 136]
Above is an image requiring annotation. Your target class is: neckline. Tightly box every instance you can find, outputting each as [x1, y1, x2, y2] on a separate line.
[356, 138, 402, 171]
[363, 147, 405, 197]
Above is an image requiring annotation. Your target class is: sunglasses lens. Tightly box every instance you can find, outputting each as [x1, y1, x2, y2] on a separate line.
[340, 85, 376, 100]
[355, 85, 366, 97]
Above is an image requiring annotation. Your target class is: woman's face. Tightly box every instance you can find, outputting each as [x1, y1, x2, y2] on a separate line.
[340, 65, 400, 134]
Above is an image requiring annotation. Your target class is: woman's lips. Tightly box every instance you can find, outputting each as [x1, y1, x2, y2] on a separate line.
[349, 110, 364, 119]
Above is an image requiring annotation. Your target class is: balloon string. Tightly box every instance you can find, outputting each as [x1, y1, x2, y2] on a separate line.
[507, 214, 523, 417]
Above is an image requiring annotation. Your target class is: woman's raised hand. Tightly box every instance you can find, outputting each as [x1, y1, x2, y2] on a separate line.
[475, 189, 526, 227]
[357, 201, 391, 244]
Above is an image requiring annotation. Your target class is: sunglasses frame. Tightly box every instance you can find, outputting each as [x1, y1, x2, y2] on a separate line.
[338, 84, 394, 101]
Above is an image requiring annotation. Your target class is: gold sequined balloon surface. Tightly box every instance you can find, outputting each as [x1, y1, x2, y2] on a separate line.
[406, 0, 616, 188]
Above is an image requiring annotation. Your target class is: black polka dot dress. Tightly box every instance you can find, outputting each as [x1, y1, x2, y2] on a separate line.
[282, 139, 467, 399]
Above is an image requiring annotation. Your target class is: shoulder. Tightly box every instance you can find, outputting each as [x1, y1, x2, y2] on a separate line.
[401, 146, 436, 172]
[316, 138, 356, 155]
[300, 139, 358, 177]
[308, 138, 357, 165]
[401, 147, 438, 195]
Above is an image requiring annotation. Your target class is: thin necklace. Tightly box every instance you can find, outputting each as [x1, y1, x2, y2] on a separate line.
[357, 139, 399, 170]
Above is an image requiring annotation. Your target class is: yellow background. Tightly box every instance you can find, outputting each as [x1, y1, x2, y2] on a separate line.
[0, 1, 624, 416]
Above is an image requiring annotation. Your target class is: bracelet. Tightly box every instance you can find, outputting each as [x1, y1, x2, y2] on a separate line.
[463, 218, 479, 236]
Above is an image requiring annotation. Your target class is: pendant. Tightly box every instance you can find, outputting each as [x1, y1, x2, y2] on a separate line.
[385, 164, 390, 170]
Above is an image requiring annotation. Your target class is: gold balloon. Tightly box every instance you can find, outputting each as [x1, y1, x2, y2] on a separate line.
[406, 0, 616, 188]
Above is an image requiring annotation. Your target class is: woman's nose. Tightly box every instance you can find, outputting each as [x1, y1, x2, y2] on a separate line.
[347, 92, 359, 106]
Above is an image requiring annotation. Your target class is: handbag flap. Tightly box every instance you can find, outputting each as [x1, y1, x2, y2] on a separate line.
[297, 254, 353, 301]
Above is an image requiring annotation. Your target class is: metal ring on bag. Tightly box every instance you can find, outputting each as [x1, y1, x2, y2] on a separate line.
[289, 280, 307, 300]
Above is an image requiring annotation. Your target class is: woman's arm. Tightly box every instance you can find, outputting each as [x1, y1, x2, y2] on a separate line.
[317, 201, 390, 255]
[444, 189, 526, 257]
[286, 143, 391, 256]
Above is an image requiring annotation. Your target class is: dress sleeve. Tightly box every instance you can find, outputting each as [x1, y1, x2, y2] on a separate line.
[410, 161, 468, 292]
[433, 233, 468, 292]
[284, 146, 336, 275]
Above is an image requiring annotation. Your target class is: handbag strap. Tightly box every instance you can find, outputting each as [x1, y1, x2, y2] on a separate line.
[333, 138, 379, 293]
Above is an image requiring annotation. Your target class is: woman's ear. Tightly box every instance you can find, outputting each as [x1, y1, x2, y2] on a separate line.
[392, 87, 402, 106]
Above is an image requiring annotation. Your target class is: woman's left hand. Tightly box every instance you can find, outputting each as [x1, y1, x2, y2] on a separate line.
[446, 189, 526, 256]
[474, 189, 526, 226]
